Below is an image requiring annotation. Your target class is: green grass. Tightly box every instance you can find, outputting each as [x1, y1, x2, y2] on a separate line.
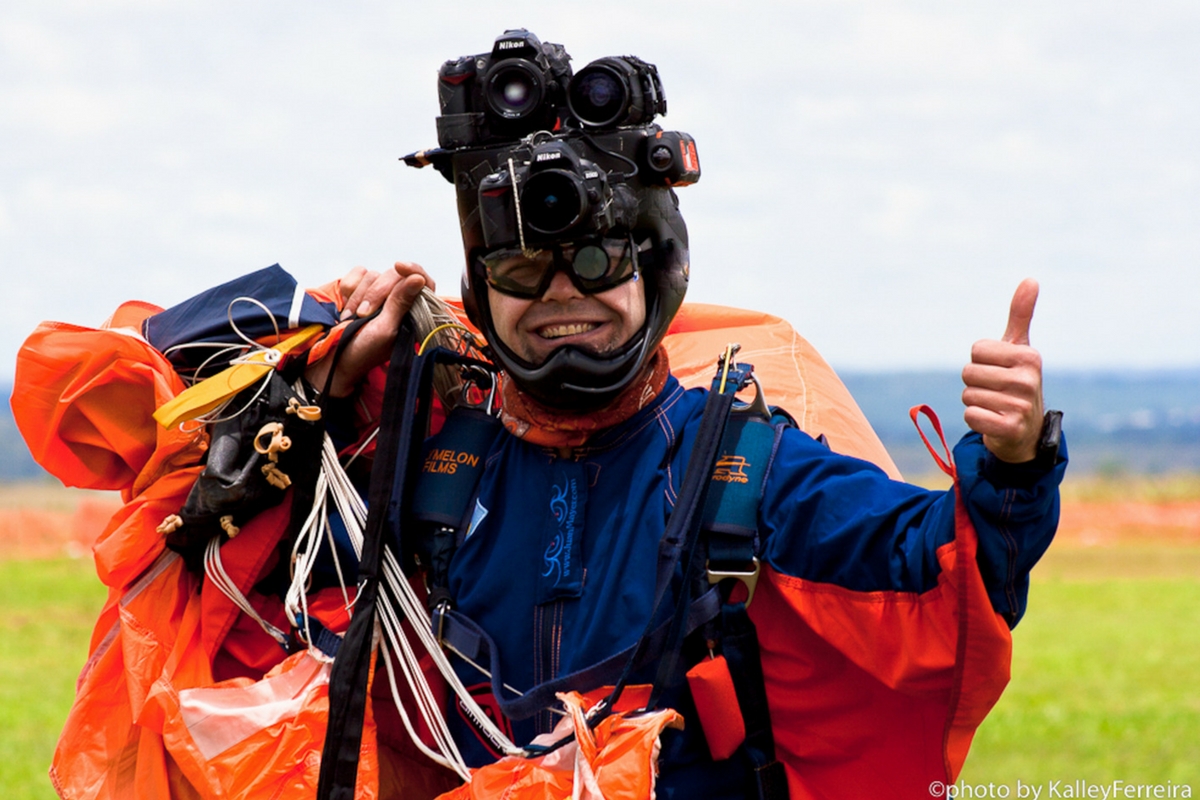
[959, 575, 1200, 788]
[0, 558, 106, 800]
[2, 555, 1198, 796]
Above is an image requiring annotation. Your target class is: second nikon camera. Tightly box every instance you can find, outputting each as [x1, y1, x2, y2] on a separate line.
[435, 28, 668, 149]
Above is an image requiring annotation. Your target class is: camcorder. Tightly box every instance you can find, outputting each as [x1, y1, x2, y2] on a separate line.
[404, 28, 701, 252]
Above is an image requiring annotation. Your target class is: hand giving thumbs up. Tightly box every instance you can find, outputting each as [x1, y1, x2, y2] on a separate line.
[961, 278, 1045, 463]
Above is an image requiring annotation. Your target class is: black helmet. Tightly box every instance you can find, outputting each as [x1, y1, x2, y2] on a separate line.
[405, 32, 699, 410]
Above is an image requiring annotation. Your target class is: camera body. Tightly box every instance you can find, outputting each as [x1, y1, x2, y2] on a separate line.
[476, 138, 641, 249]
[436, 29, 572, 149]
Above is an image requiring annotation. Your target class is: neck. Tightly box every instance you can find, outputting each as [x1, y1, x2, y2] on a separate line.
[498, 346, 671, 450]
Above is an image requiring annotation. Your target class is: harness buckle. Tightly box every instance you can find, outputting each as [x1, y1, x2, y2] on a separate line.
[432, 599, 451, 645]
[706, 557, 760, 607]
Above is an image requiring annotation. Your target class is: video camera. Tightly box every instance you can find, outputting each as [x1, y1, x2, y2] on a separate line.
[404, 29, 700, 251]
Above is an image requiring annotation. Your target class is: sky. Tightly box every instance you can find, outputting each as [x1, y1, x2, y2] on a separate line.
[2, 1, 1199, 379]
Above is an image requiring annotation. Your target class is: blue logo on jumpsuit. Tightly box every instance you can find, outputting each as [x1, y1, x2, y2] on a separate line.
[544, 478, 578, 585]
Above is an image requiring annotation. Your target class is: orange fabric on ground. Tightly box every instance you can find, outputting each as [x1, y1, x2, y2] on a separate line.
[436, 690, 681, 800]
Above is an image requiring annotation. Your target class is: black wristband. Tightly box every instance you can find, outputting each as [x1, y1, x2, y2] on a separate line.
[1037, 409, 1064, 465]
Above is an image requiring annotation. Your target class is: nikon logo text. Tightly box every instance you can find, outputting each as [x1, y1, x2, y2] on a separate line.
[535, 152, 561, 162]
[497, 40, 524, 50]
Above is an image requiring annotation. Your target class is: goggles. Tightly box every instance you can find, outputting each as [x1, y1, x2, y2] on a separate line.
[481, 235, 648, 299]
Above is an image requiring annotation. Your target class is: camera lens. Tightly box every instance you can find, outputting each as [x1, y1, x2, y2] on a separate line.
[521, 171, 586, 235]
[485, 61, 544, 120]
[568, 64, 630, 128]
[649, 145, 674, 171]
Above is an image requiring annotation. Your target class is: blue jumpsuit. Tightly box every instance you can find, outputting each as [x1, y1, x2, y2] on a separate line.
[440, 375, 1066, 797]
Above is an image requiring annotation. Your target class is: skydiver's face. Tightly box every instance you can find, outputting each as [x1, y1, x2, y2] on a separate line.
[486, 267, 646, 365]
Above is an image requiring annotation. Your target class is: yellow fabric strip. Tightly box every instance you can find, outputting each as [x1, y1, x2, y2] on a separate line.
[153, 325, 325, 429]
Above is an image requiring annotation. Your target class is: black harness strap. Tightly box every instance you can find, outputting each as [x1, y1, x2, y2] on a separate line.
[317, 316, 419, 800]
[720, 601, 789, 799]
[598, 358, 752, 722]
[318, 341, 494, 800]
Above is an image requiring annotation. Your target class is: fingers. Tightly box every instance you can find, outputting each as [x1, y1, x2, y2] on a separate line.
[962, 353, 1043, 463]
[339, 261, 434, 321]
[394, 260, 436, 293]
[967, 339, 1042, 372]
[340, 267, 384, 321]
[375, 274, 427, 330]
[962, 385, 1038, 425]
[1002, 277, 1039, 345]
[337, 266, 368, 309]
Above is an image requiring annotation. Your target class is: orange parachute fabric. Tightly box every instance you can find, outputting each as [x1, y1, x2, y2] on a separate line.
[435, 687, 681, 800]
[13, 290, 378, 800]
[662, 302, 900, 478]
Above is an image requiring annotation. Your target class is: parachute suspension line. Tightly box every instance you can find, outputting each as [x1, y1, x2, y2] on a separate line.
[185, 367, 276, 428]
[165, 294, 310, 393]
[375, 598, 473, 780]
[227, 296, 282, 348]
[286, 433, 365, 633]
[324, 435, 367, 558]
[341, 426, 379, 471]
[296, 405, 521, 767]
[161, 342, 253, 385]
[204, 537, 291, 649]
[285, 465, 328, 644]
[378, 546, 524, 757]
[417, 323, 479, 357]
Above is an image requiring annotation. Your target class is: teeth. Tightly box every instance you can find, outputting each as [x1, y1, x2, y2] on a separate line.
[540, 322, 598, 339]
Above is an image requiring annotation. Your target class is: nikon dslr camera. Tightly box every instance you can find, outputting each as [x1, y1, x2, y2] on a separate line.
[435, 29, 572, 149]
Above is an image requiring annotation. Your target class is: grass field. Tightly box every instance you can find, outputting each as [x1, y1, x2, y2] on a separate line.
[959, 566, 1200, 789]
[1, 479, 1198, 797]
[0, 558, 107, 800]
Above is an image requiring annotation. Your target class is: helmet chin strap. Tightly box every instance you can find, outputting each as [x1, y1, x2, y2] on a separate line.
[483, 287, 660, 411]
[496, 327, 650, 411]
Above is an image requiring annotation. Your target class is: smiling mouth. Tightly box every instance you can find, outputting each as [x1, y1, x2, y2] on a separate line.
[538, 322, 600, 340]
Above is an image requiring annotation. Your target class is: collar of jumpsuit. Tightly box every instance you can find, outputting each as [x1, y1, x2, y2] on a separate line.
[487, 253, 668, 450]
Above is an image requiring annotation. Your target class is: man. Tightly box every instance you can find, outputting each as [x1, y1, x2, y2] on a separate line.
[304, 33, 1064, 799]
[12, 29, 1063, 800]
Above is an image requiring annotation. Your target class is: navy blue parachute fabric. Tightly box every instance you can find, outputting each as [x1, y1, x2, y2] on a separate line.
[143, 264, 339, 373]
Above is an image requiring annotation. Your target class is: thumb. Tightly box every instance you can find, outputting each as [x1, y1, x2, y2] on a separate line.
[1002, 278, 1039, 345]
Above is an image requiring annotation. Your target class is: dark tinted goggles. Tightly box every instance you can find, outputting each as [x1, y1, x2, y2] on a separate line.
[481, 236, 647, 299]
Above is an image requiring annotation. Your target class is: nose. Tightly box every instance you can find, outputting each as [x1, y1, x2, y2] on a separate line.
[540, 266, 584, 302]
